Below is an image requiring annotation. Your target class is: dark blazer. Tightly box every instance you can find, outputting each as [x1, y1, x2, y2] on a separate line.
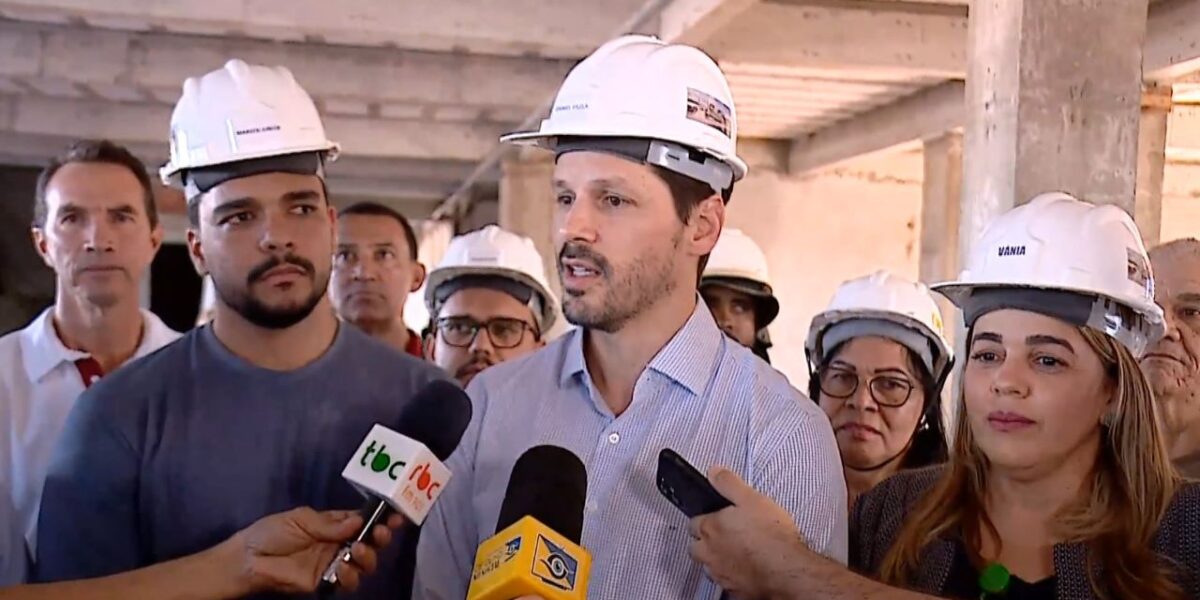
[850, 466, 1200, 598]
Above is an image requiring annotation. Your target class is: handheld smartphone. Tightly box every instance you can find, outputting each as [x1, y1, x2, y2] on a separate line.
[656, 448, 733, 518]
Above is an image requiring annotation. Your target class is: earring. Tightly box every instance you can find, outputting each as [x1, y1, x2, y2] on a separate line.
[1101, 411, 1115, 427]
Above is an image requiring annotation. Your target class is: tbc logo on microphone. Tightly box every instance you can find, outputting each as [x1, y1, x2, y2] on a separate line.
[531, 535, 579, 591]
[360, 441, 407, 480]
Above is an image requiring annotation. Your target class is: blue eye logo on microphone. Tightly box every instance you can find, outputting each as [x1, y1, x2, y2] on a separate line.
[531, 535, 578, 591]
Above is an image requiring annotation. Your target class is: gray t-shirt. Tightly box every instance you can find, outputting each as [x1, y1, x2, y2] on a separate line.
[34, 324, 450, 599]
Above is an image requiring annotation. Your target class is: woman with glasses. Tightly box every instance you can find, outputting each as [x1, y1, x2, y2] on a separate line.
[686, 193, 1199, 599]
[805, 271, 954, 505]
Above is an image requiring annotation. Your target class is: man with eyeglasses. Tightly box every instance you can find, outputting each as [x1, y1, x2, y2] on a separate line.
[424, 226, 558, 386]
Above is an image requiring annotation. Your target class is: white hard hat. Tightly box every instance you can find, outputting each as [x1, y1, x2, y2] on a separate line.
[701, 228, 779, 328]
[807, 270, 954, 384]
[704, 228, 772, 287]
[501, 34, 746, 194]
[425, 225, 558, 332]
[159, 59, 339, 189]
[933, 192, 1165, 357]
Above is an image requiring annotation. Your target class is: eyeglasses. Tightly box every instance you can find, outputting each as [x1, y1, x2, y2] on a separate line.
[818, 367, 915, 408]
[435, 317, 537, 349]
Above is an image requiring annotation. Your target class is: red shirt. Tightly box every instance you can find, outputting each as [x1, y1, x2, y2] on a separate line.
[404, 329, 423, 358]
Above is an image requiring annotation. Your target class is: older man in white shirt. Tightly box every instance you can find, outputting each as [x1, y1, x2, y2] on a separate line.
[0, 140, 179, 583]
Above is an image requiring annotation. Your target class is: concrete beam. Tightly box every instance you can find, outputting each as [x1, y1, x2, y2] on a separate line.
[0, 130, 489, 216]
[0, 130, 490, 184]
[788, 80, 963, 173]
[704, 2, 969, 77]
[658, 0, 760, 44]
[1144, 0, 1200, 82]
[787, 0, 1200, 174]
[707, 0, 1190, 78]
[0, 20, 574, 114]
[0, 94, 508, 163]
[0, 0, 649, 59]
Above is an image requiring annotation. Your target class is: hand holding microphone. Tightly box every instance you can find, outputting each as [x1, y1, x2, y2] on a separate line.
[223, 506, 404, 595]
[318, 380, 473, 598]
[467, 445, 590, 600]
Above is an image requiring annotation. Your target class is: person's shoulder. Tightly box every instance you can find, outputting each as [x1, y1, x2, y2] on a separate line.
[470, 334, 572, 392]
[84, 328, 199, 402]
[719, 341, 822, 424]
[1153, 481, 1200, 587]
[0, 326, 24, 368]
[860, 466, 945, 515]
[1159, 480, 1200, 535]
[850, 465, 946, 572]
[335, 325, 447, 381]
[0, 310, 51, 363]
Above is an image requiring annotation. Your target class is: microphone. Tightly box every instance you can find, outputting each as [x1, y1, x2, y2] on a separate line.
[467, 445, 591, 600]
[317, 379, 472, 596]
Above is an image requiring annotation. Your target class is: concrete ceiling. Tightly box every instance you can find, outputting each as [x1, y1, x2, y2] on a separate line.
[0, 0, 1197, 222]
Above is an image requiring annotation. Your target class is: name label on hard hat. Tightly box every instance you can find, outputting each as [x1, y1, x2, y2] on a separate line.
[997, 245, 1026, 257]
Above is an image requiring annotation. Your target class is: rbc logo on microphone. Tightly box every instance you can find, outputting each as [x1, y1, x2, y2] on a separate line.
[342, 424, 453, 526]
[531, 534, 579, 591]
[407, 463, 442, 500]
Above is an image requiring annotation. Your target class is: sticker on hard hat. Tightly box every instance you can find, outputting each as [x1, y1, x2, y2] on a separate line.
[226, 117, 286, 154]
[1127, 248, 1151, 292]
[686, 88, 731, 138]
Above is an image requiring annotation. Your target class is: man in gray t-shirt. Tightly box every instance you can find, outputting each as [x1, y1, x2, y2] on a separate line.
[34, 60, 449, 600]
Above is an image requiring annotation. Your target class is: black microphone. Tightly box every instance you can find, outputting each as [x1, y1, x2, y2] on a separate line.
[317, 379, 472, 597]
[467, 445, 590, 599]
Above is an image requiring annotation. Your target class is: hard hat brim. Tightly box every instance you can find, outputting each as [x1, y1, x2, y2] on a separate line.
[425, 265, 559, 332]
[160, 141, 340, 188]
[500, 129, 748, 182]
[699, 277, 779, 328]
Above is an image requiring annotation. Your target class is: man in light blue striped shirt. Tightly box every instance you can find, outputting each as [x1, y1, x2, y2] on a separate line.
[413, 34, 847, 599]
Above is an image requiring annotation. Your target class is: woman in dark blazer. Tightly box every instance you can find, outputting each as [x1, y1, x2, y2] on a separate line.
[687, 193, 1199, 600]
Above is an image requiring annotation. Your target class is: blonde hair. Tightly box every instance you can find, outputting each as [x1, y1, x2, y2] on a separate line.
[879, 327, 1183, 599]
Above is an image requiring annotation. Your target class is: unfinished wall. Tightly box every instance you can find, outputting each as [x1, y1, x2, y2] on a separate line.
[1162, 161, 1200, 244]
[726, 150, 925, 390]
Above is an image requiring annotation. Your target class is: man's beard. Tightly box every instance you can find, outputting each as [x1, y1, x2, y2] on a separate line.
[558, 230, 681, 333]
[214, 254, 328, 330]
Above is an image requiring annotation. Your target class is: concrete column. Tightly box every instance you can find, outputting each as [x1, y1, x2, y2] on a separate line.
[1135, 85, 1171, 247]
[920, 132, 964, 438]
[499, 146, 566, 336]
[919, 132, 963, 286]
[961, 0, 1150, 261]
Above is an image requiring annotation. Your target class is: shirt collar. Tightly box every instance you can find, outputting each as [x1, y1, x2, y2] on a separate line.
[558, 297, 725, 397]
[20, 308, 180, 383]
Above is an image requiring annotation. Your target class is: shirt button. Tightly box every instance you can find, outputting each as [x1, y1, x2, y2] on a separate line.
[608, 432, 620, 445]
[89, 375, 100, 384]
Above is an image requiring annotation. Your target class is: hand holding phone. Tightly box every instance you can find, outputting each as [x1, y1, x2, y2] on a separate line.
[656, 448, 733, 518]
